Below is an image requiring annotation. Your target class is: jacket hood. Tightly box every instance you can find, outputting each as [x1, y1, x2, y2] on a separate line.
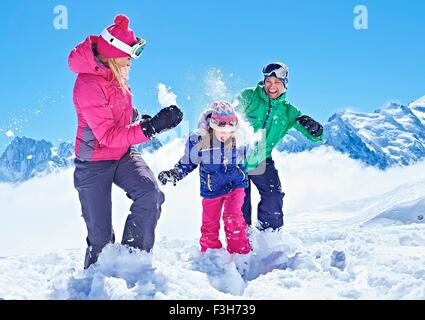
[68, 36, 112, 80]
[197, 108, 214, 136]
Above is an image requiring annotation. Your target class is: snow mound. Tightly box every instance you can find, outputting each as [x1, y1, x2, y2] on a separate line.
[190, 249, 246, 295]
[363, 197, 425, 227]
[2, 224, 425, 299]
[189, 229, 320, 295]
[293, 178, 425, 228]
[51, 244, 167, 300]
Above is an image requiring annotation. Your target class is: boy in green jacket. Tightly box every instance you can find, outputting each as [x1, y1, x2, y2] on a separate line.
[237, 62, 323, 231]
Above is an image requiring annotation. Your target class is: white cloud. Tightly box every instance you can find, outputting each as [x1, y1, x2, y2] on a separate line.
[274, 146, 425, 212]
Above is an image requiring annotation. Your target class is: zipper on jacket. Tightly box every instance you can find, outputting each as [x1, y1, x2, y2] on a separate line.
[262, 98, 272, 129]
[221, 142, 227, 172]
[207, 174, 213, 192]
[237, 166, 247, 180]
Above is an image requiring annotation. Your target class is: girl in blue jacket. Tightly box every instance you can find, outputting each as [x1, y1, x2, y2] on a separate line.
[158, 101, 251, 254]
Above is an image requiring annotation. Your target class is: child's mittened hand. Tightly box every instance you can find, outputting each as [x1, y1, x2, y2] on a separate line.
[158, 169, 180, 186]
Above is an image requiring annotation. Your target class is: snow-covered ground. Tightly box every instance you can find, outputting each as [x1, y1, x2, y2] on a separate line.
[1, 141, 425, 300]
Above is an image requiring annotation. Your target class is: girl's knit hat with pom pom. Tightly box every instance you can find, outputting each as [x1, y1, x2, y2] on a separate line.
[97, 14, 137, 58]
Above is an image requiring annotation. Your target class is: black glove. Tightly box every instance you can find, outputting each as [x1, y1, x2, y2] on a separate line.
[295, 115, 323, 137]
[141, 114, 152, 121]
[158, 168, 181, 186]
[141, 105, 183, 138]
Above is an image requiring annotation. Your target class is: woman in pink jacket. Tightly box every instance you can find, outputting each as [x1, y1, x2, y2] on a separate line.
[69, 14, 183, 269]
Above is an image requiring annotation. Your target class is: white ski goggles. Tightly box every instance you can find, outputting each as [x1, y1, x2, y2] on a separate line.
[100, 29, 146, 59]
[262, 63, 288, 78]
[262, 62, 289, 86]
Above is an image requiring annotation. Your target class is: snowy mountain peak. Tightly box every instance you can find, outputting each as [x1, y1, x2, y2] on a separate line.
[0, 137, 164, 184]
[278, 95, 425, 169]
[409, 95, 425, 107]
[374, 101, 402, 112]
[373, 101, 416, 119]
[327, 111, 346, 123]
[0, 137, 73, 183]
[58, 141, 75, 159]
[408, 96, 425, 125]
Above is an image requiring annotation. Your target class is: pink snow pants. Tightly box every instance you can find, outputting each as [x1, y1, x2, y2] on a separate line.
[200, 188, 251, 254]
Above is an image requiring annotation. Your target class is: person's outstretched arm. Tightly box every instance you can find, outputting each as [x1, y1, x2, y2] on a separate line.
[158, 135, 200, 186]
[288, 104, 324, 142]
[235, 88, 255, 115]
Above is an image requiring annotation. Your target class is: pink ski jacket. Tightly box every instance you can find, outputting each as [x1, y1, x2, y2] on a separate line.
[69, 36, 149, 161]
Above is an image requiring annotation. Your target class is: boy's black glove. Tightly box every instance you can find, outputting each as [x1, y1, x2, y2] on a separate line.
[158, 168, 181, 186]
[295, 115, 323, 137]
[141, 105, 183, 138]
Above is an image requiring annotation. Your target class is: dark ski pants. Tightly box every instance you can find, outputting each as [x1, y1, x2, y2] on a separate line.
[74, 148, 165, 269]
[242, 158, 285, 230]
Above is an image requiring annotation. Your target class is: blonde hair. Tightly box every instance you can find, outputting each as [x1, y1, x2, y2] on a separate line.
[98, 55, 132, 96]
[197, 128, 236, 151]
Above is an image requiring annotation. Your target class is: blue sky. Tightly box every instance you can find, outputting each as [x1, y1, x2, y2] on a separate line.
[0, 0, 424, 151]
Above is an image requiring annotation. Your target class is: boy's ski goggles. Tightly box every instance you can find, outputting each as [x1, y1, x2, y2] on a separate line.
[100, 29, 146, 59]
[262, 62, 289, 86]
